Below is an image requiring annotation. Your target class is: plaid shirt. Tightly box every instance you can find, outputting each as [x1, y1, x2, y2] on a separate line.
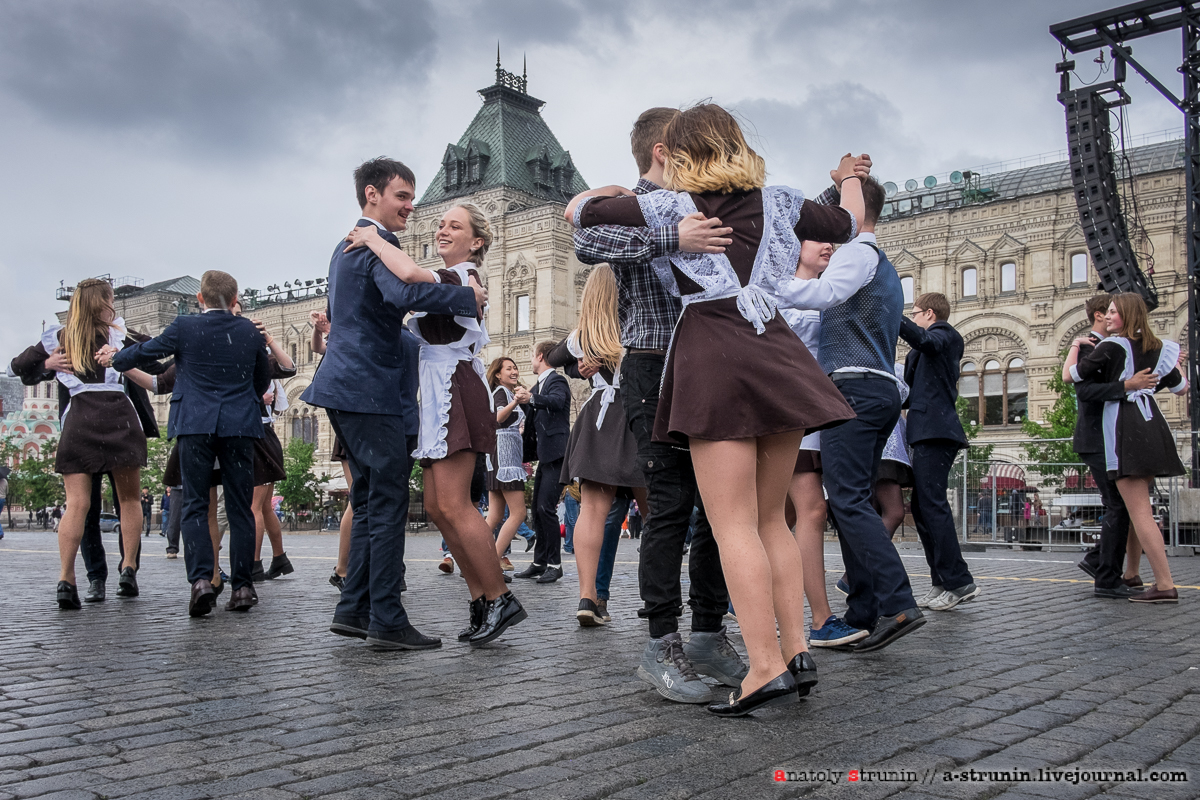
[572, 179, 842, 350]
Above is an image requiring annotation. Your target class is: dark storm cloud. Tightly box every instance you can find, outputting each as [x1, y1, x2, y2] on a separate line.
[0, 0, 436, 156]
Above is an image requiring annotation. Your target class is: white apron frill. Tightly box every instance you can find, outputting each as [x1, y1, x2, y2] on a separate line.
[565, 330, 619, 431]
[1101, 337, 1182, 472]
[408, 264, 493, 462]
[42, 317, 132, 422]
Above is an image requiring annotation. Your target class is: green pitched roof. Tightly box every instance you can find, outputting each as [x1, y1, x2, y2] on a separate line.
[418, 65, 589, 206]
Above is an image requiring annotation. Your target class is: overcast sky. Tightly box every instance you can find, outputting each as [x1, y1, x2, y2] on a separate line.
[0, 0, 1188, 360]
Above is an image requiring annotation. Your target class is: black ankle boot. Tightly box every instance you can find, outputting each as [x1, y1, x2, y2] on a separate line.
[57, 581, 81, 610]
[468, 592, 527, 646]
[458, 597, 487, 642]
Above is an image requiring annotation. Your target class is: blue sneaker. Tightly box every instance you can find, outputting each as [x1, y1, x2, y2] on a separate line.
[835, 577, 850, 595]
[809, 615, 868, 648]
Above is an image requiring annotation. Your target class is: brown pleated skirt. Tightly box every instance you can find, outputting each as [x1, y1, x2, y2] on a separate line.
[55, 393, 147, 475]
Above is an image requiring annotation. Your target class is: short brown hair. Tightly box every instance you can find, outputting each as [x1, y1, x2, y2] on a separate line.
[353, 157, 416, 209]
[534, 340, 557, 361]
[631, 107, 680, 175]
[200, 270, 238, 309]
[1085, 293, 1112, 321]
[914, 292, 950, 321]
[861, 176, 885, 225]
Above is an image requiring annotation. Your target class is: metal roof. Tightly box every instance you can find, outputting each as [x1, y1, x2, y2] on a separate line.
[137, 276, 201, 296]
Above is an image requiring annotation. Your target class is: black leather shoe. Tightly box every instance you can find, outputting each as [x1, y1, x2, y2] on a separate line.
[266, 553, 294, 579]
[329, 572, 345, 591]
[84, 579, 106, 603]
[251, 560, 267, 583]
[57, 581, 81, 610]
[524, 535, 536, 553]
[211, 577, 225, 598]
[458, 597, 487, 642]
[514, 563, 545, 579]
[707, 671, 797, 717]
[469, 592, 528, 646]
[852, 608, 925, 653]
[1095, 584, 1137, 599]
[1076, 559, 1098, 579]
[330, 615, 370, 639]
[250, 586, 259, 605]
[225, 587, 254, 612]
[787, 652, 819, 697]
[188, 579, 216, 617]
[536, 565, 563, 584]
[116, 566, 139, 597]
[366, 626, 442, 650]
[503, 573, 512, 583]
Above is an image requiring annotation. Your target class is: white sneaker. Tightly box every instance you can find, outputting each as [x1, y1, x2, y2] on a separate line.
[915, 585, 944, 609]
[926, 583, 981, 611]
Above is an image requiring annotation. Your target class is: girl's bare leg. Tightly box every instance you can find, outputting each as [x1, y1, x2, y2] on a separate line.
[789, 471, 832, 627]
[1124, 529, 1143, 581]
[1116, 477, 1173, 590]
[493, 489, 527, 558]
[110, 468, 144, 572]
[426, 452, 507, 601]
[754, 432, 808, 662]
[336, 462, 353, 577]
[59, 474, 92, 584]
[575, 481, 617, 602]
[875, 480, 904, 539]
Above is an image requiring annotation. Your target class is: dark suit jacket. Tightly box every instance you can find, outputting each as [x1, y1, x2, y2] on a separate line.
[301, 220, 476, 419]
[113, 310, 272, 439]
[900, 317, 967, 447]
[528, 369, 571, 463]
[1072, 332, 1128, 455]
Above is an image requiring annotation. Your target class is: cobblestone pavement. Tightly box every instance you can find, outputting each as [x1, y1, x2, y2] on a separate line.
[1, 529, 1198, 800]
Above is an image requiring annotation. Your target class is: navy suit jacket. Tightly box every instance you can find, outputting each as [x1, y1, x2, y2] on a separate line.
[301, 220, 476, 418]
[900, 317, 967, 447]
[1072, 332, 1128, 455]
[113, 311, 272, 439]
[529, 370, 571, 463]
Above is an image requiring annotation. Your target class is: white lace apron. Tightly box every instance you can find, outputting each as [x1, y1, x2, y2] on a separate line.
[493, 386, 526, 483]
[1101, 337, 1182, 472]
[565, 331, 619, 430]
[882, 416, 911, 467]
[408, 264, 493, 462]
[42, 318, 132, 423]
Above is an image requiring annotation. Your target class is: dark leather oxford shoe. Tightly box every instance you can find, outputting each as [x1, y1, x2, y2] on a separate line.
[787, 652, 818, 698]
[469, 592, 528, 646]
[225, 587, 254, 612]
[116, 566, 139, 597]
[707, 670, 797, 717]
[330, 615, 370, 639]
[84, 579, 106, 603]
[536, 565, 563, 584]
[366, 626, 442, 650]
[513, 563, 545, 579]
[189, 579, 216, 617]
[852, 608, 925, 653]
[57, 581, 81, 610]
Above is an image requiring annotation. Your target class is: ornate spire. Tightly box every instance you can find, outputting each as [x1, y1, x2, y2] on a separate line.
[491, 45, 527, 94]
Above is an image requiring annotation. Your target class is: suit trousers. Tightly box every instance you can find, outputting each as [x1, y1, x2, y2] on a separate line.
[532, 458, 564, 567]
[80, 473, 133, 583]
[620, 353, 727, 637]
[165, 486, 183, 554]
[329, 410, 416, 633]
[820, 378, 915, 629]
[178, 434, 256, 590]
[909, 439, 974, 591]
[1079, 451, 1130, 589]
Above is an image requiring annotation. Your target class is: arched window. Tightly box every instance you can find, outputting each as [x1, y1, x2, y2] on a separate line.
[962, 267, 977, 298]
[983, 359, 1004, 426]
[900, 276, 914, 305]
[310, 416, 319, 445]
[1006, 358, 1027, 424]
[959, 362, 979, 423]
[1000, 262, 1016, 293]
[302, 415, 312, 444]
[307, 343, 313, 364]
[1071, 252, 1089, 285]
[292, 413, 301, 440]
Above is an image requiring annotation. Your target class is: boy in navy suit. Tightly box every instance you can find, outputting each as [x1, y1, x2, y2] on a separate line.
[112, 270, 272, 616]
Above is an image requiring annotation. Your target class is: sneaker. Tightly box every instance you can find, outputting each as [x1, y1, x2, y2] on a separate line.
[915, 585, 944, 609]
[596, 599, 611, 622]
[684, 626, 748, 688]
[438, 556, 454, 574]
[835, 576, 850, 595]
[637, 633, 714, 704]
[577, 598, 606, 627]
[809, 615, 869, 648]
[165, 551, 178, 559]
[499, 557, 514, 572]
[926, 583, 981, 611]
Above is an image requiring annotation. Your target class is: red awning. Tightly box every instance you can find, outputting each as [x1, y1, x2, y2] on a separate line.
[979, 463, 1027, 490]
[1063, 468, 1098, 490]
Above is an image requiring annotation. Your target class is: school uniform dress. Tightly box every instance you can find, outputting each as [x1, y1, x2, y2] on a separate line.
[487, 386, 526, 493]
[877, 417, 913, 486]
[9, 320, 147, 474]
[254, 377, 290, 486]
[548, 333, 645, 489]
[1072, 337, 1187, 479]
[408, 264, 497, 466]
[576, 187, 856, 445]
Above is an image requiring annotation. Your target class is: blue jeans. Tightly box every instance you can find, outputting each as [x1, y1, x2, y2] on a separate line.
[563, 493, 580, 552]
[595, 497, 627, 601]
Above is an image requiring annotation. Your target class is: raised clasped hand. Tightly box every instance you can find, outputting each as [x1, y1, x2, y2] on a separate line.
[309, 310, 330, 333]
[94, 345, 117, 368]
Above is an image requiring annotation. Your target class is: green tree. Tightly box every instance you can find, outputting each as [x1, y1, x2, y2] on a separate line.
[1021, 352, 1084, 487]
[10, 438, 64, 512]
[277, 438, 324, 512]
[0, 437, 20, 528]
[141, 437, 172, 492]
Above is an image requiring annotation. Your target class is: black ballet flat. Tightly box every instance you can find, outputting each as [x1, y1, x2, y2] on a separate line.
[458, 597, 486, 642]
[707, 670, 797, 717]
[787, 652, 818, 698]
[57, 581, 81, 610]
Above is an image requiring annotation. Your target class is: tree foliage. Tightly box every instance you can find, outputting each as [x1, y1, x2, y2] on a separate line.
[141, 437, 172, 492]
[6, 438, 64, 512]
[277, 438, 324, 511]
[1021, 352, 1085, 486]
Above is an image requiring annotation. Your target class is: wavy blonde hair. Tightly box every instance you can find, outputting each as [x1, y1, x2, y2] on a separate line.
[662, 104, 765, 194]
[1111, 293, 1161, 352]
[62, 278, 115, 376]
[449, 203, 493, 268]
[577, 266, 622, 372]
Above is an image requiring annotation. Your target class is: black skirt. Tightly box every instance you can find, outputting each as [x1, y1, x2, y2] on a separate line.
[560, 387, 645, 488]
[254, 424, 286, 486]
[56, 392, 147, 475]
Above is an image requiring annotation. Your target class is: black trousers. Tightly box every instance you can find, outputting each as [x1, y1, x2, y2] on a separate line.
[178, 434, 256, 590]
[1079, 451, 1130, 589]
[532, 458, 563, 567]
[910, 439, 974, 591]
[330, 411, 416, 633]
[620, 352, 727, 637]
[820, 378, 914, 628]
[165, 486, 182, 554]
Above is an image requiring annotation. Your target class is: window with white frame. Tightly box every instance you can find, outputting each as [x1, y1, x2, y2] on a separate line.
[516, 295, 530, 332]
[900, 276, 914, 305]
[1000, 262, 1016, 293]
[962, 267, 978, 298]
[1071, 252, 1089, 284]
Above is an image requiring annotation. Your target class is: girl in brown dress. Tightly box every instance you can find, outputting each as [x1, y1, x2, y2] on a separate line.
[1063, 293, 1187, 603]
[10, 279, 148, 609]
[484, 356, 531, 571]
[545, 266, 648, 627]
[567, 105, 863, 715]
[345, 203, 526, 645]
